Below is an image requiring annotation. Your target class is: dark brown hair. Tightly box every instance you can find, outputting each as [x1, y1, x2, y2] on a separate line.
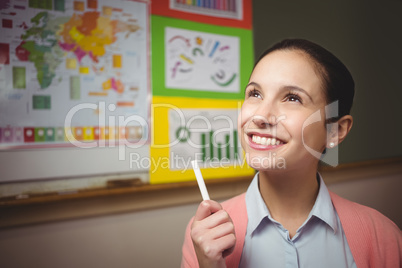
[255, 39, 355, 119]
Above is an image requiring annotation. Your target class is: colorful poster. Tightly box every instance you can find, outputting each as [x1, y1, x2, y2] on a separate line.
[152, 15, 254, 100]
[169, 0, 243, 20]
[165, 27, 240, 93]
[0, 0, 150, 148]
[151, 0, 252, 30]
[150, 96, 254, 184]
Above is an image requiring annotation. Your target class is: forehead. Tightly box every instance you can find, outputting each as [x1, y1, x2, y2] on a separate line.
[250, 50, 326, 99]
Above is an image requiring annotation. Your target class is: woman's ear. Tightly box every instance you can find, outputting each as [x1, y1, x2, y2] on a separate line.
[327, 115, 353, 148]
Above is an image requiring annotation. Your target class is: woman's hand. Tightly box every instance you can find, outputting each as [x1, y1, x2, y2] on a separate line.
[190, 200, 236, 268]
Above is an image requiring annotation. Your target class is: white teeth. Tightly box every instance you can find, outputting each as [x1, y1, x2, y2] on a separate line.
[251, 135, 283, 146]
[266, 138, 271, 145]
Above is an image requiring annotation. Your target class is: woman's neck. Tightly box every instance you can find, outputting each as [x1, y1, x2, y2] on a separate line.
[258, 166, 319, 237]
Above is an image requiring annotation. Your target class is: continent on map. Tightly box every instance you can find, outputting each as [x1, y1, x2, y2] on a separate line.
[15, 10, 140, 89]
[59, 11, 140, 63]
[16, 12, 68, 89]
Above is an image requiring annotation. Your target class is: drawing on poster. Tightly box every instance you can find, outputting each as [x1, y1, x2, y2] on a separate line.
[165, 27, 240, 93]
[0, 0, 149, 148]
[168, 108, 242, 170]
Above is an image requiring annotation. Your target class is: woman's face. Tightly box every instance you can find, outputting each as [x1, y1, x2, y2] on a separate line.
[238, 50, 329, 171]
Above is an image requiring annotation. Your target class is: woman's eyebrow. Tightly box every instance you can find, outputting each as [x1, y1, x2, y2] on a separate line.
[245, 81, 261, 89]
[283, 85, 314, 103]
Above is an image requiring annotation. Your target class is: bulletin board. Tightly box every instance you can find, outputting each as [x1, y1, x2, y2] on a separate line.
[0, 0, 255, 197]
[150, 14, 255, 184]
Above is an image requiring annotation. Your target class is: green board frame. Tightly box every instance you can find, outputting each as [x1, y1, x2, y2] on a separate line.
[151, 15, 254, 100]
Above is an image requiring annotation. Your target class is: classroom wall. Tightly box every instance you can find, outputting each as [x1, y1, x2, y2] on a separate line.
[0, 172, 401, 268]
[1, 0, 401, 268]
[253, 0, 402, 163]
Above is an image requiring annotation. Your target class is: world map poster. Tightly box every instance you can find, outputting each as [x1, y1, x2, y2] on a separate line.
[0, 0, 149, 149]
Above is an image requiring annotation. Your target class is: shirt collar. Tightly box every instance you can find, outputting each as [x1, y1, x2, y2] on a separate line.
[245, 172, 270, 237]
[245, 172, 338, 237]
[310, 173, 338, 234]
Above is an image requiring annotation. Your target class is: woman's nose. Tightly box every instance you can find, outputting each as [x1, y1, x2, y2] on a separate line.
[252, 115, 271, 128]
[252, 102, 281, 128]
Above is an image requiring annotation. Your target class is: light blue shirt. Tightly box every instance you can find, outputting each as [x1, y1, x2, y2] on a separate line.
[239, 173, 356, 268]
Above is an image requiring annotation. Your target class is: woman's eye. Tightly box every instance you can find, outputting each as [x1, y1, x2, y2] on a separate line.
[248, 89, 261, 99]
[285, 94, 302, 103]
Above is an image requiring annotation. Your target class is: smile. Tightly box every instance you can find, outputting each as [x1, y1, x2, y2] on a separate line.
[246, 133, 286, 150]
[251, 135, 284, 146]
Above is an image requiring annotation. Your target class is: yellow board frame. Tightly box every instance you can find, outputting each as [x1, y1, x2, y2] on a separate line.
[150, 96, 254, 184]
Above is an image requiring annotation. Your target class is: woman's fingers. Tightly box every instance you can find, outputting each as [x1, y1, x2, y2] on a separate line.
[193, 200, 222, 222]
[197, 232, 236, 260]
[194, 209, 233, 230]
[192, 219, 235, 245]
[190, 200, 236, 268]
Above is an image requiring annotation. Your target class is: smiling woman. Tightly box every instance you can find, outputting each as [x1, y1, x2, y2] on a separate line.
[181, 39, 402, 268]
[240, 48, 333, 173]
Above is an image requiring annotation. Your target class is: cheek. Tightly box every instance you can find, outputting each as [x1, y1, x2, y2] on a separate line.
[284, 116, 304, 140]
[285, 112, 327, 144]
[301, 120, 327, 150]
[238, 103, 255, 129]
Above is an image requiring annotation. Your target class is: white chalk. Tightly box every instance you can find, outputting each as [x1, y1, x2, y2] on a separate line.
[191, 160, 210, 200]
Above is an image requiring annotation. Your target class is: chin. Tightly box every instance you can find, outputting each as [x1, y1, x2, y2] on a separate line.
[245, 152, 287, 170]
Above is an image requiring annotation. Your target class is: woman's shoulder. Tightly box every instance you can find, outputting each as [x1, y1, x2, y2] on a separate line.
[220, 193, 248, 235]
[221, 193, 247, 213]
[330, 191, 401, 267]
[330, 191, 400, 230]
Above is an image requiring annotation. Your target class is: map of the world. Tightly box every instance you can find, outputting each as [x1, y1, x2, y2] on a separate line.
[0, 0, 149, 148]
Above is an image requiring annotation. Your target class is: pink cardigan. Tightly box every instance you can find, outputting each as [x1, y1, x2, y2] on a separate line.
[182, 192, 402, 268]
